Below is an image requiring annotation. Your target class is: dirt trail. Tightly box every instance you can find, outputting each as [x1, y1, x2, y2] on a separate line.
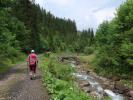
[0, 62, 49, 100]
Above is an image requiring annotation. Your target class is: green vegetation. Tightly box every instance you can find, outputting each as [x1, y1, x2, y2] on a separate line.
[0, 5, 26, 73]
[40, 54, 93, 100]
[0, 0, 133, 96]
[120, 80, 133, 89]
[79, 54, 95, 63]
[0, 54, 25, 73]
[103, 96, 112, 100]
[94, 0, 133, 79]
[11, 0, 94, 53]
[0, 0, 94, 72]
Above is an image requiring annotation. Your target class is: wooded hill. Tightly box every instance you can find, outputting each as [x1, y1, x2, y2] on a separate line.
[95, 0, 133, 77]
[0, 0, 132, 78]
[0, 0, 94, 54]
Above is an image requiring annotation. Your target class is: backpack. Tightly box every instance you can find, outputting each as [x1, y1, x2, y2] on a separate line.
[29, 53, 37, 65]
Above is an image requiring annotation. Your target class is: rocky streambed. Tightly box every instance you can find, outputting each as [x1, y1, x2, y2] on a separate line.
[59, 56, 133, 100]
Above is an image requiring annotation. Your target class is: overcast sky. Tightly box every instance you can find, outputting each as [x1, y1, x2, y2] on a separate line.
[35, 0, 126, 31]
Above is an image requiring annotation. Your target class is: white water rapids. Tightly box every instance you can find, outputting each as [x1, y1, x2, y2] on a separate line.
[71, 63, 124, 100]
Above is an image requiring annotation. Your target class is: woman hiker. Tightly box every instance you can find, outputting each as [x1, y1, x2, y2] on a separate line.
[27, 50, 38, 80]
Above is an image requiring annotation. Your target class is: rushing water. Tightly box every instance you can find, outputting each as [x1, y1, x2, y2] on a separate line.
[71, 63, 124, 100]
[104, 90, 124, 100]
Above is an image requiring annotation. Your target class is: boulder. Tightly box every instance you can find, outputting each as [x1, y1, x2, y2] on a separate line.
[82, 87, 91, 93]
[114, 82, 129, 94]
[112, 76, 121, 81]
[79, 81, 90, 87]
[86, 70, 90, 74]
[90, 91, 98, 98]
[126, 90, 133, 98]
[83, 83, 90, 87]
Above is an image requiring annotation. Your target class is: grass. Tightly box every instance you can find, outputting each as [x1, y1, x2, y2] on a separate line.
[0, 65, 11, 73]
[78, 54, 95, 63]
[0, 53, 26, 73]
[120, 80, 133, 89]
[78, 54, 96, 72]
[103, 96, 112, 100]
[40, 53, 94, 100]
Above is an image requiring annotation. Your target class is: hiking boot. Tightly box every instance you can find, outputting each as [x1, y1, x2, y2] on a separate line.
[30, 77, 33, 80]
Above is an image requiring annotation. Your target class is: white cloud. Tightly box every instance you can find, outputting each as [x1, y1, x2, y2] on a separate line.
[93, 7, 116, 26]
[48, 0, 73, 6]
[35, 0, 126, 31]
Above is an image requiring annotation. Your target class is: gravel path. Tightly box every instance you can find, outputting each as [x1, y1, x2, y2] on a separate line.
[0, 63, 49, 100]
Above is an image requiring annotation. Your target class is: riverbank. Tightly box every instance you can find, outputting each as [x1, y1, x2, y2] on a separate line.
[40, 53, 94, 100]
[78, 54, 133, 100]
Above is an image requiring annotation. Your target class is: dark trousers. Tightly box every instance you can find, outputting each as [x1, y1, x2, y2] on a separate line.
[29, 63, 36, 73]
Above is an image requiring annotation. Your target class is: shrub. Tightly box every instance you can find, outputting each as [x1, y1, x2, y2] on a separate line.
[40, 55, 93, 100]
[84, 46, 94, 54]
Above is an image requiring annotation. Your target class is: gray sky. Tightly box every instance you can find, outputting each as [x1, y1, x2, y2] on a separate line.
[35, 0, 126, 31]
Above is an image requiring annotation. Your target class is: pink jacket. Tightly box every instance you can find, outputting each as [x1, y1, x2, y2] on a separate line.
[27, 53, 38, 65]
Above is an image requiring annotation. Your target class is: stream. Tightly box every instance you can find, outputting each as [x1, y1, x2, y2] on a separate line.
[73, 72, 124, 100]
[61, 58, 125, 100]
